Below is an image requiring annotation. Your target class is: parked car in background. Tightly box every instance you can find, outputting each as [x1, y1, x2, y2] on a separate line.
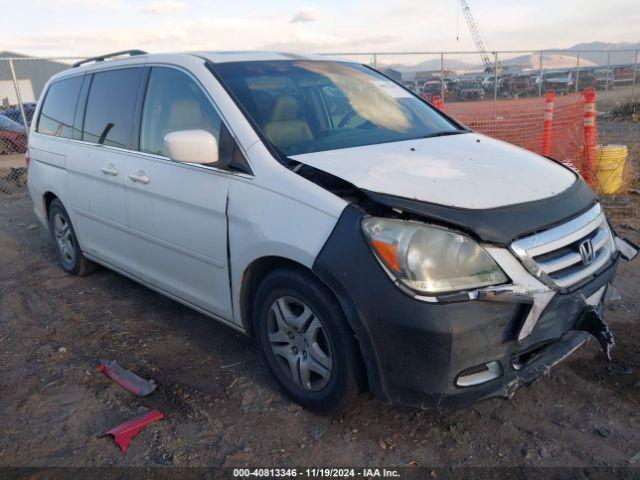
[456, 81, 485, 100]
[542, 71, 575, 95]
[0, 103, 37, 126]
[613, 66, 635, 86]
[576, 72, 598, 91]
[502, 75, 531, 98]
[402, 80, 418, 94]
[420, 80, 445, 102]
[482, 74, 497, 91]
[593, 69, 614, 90]
[440, 78, 457, 100]
[0, 114, 27, 154]
[415, 79, 427, 93]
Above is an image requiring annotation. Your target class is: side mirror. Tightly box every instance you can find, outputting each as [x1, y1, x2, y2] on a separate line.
[163, 129, 219, 165]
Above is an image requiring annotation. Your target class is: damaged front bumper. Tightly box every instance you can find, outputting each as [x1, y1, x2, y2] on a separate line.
[313, 205, 639, 410]
[415, 261, 621, 409]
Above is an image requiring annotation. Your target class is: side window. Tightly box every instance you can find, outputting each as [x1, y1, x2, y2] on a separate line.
[36, 76, 83, 138]
[82, 68, 142, 149]
[140, 67, 222, 158]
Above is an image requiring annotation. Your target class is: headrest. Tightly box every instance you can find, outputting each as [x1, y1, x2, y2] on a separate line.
[169, 99, 203, 130]
[271, 95, 300, 121]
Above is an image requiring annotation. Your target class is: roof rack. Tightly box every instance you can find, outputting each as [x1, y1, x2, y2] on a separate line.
[72, 50, 148, 68]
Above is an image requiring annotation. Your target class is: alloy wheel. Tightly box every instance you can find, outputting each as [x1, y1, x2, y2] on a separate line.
[267, 296, 333, 391]
[52, 212, 75, 266]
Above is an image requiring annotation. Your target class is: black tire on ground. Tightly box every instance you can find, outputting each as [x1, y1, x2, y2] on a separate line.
[47, 198, 97, 276]
[253, 267, 362, 412]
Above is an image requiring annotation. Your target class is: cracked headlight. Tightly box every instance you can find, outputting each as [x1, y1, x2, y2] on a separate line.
[362, 217, 508, 294]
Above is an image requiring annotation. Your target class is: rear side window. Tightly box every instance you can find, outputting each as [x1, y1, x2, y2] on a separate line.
[82, 68, 142, 149]
[37, 76, 83, 138]
[140, 67, 222, 157]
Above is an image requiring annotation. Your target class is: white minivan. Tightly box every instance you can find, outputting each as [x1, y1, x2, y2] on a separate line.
[28, 50, 637, 411]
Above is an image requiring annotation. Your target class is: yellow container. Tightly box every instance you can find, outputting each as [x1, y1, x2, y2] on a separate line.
[595, 144, 627, 195]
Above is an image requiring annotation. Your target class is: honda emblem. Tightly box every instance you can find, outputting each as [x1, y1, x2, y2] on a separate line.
[579, 239, 596, 266]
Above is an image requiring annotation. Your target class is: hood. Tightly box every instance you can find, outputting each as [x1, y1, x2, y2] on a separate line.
[290, 132, 577, 210]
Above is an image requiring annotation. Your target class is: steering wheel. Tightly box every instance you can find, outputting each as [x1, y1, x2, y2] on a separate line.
[337, 111, 362, 128]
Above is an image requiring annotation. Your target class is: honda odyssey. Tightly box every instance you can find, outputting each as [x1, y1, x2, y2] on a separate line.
[27, 50, 638, 411]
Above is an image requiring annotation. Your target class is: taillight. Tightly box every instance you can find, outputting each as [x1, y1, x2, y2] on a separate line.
[25, 150, 30, 168]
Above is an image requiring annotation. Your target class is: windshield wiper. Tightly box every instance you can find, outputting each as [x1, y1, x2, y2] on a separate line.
[423, 130, 469, 138]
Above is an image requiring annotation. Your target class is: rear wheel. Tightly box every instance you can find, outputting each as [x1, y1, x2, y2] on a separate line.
[253, 267, 361, 411]
[48, 199, 97, 276]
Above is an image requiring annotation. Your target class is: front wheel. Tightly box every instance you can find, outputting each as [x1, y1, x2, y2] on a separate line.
[253, 267, 362, 411]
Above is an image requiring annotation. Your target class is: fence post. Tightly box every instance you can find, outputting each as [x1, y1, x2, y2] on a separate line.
[582, 88, 597, 186]
[575, 52, 580, 95]
[8, 58, 29, 133]
[493, 52, 498, 119]
[440, 52, 445, 101]
[538, 51, 543, 97]
[373, 53, 378, 70]
[605, 51, 610, 102]
[542, 90, 555, 156]
[632, 50, 638, 104]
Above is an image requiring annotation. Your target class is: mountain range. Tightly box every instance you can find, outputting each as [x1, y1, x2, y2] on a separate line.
[385, 42, 640, 73]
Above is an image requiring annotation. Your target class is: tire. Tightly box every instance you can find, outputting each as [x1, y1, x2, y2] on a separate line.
[253, 267, 362, 412]
[48, 198, 97, 276]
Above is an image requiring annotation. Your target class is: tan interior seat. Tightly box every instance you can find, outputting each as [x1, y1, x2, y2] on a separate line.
[263, 95, 313, 150]
[152, 99, 208, 155]
[168, 99, 204, 131]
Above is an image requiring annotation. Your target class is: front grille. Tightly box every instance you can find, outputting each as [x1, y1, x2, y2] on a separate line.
[510, 204, 614, 289]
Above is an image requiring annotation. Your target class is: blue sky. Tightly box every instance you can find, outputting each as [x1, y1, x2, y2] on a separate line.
[3, 0, 640, 59]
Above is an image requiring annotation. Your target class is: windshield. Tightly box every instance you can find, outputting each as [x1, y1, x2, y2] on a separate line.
[214, 61, 462, 156]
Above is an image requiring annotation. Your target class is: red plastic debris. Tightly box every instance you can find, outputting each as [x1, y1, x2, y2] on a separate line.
[98, 359, 157, 396]
[101, 409, 164, 454]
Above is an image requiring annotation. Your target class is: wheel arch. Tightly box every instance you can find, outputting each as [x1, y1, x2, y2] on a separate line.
[43, 191, 59, 219]
[238, 255, 313, 337]
[238, 255, 369, 392]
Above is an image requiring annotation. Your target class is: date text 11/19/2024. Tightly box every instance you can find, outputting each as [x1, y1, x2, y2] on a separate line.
[233, 468, 401, 477]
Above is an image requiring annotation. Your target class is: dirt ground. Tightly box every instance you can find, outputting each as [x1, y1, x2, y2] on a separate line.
[0, 125, 639, 470]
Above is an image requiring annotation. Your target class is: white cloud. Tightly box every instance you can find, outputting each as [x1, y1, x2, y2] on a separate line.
[7, 14, 372, 56]
[291, 7, 322, 23]
[143, 0, 185, 15]
[37, 0, 125, 7]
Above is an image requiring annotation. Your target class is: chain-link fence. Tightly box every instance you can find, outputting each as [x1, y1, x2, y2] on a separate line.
[1, 50, 638, 196]
[0, 55, 81, 195]
[322, 49, 640, 108]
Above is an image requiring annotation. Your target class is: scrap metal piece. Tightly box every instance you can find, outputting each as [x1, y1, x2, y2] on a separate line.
[101, 409, 164, 454]
[573, 306, 615, 361]
[615, 236, 639, 261]
[98, 359, 157, 396]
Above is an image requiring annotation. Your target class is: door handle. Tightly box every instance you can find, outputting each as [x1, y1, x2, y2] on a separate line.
[100, 164, 119, 176]
[128, 171, 150, 184]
